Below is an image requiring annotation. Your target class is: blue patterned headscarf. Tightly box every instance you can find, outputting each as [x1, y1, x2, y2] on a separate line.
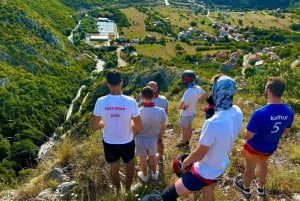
[211, 75, 236, 111]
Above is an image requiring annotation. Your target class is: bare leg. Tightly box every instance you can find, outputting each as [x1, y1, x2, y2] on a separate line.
[149, 154, 157, 174]
[257, 160, 268, 188]
[139, 155, 148, 176]
[110, 162, 121, 189]
[201, 183, 217, 201]
[175, 178, 191, 196]
[244, 159, 257, 188]
[157, 140, 164, 160]
[186, 124, 193, 143]
[125, 159, 135, 191]
[182, 127, 189, 144]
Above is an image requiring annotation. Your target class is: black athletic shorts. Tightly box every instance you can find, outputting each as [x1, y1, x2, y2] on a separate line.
[103, 140, 135, 164]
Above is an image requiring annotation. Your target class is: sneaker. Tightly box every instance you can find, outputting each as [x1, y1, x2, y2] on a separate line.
[182, 144, 190, 149]
[137, 171, 148, 182]
[257, 187, 266, 197]
[175, 142, 185, 148]
[234, 179, 251, 198]
[152, 171, 159, 180]
[176, 142, 189, 149]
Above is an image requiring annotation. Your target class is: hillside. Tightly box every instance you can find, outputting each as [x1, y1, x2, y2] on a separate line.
[0, 0, 95, 182]
[0, 0, 300, 200]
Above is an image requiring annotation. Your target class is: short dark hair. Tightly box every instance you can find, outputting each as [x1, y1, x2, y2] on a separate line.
[142, 86, 154, 99]
[106, 70, 122, 86]
[267, 77, 286, 97]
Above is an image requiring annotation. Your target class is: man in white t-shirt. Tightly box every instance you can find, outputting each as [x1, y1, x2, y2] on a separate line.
[91, 70, 142, 193]
[176, 70, 207, 149]
[162, 75, 243, 201]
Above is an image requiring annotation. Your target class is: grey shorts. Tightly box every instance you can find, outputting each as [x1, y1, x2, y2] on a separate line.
[136, 141, 157, 156]
[179, 114, 195, 128]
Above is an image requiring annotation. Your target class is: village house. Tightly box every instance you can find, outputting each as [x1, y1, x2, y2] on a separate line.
[248, 54, 262, 65]
[86, 17, 118, 41]
[220, 60, 238, 73]
[178, 30, 192, 40]
[216, 51, 228, 60]
[255, 60, 264, 67]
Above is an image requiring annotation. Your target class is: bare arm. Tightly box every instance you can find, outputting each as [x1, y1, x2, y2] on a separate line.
[158, 121, 166, 140]
[165, 106, 168, 115]
[245, 129, 255, 139]
[284, 128, 290, 134]
[91, 115, 105, 131]
[198, 92, 208, 102]
[181, 144, 210, 171]
[132, 115, 143, 136]
[178, 101, 188, 110]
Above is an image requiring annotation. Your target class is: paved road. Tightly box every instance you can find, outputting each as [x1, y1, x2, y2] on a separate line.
[117, 46, 127, 67]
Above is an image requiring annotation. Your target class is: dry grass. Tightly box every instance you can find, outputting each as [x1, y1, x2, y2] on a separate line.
[154, 6, 216, 35]
[267, 165, 300, 194]
[120, 6, 232, 58]
[120, 6, 216, 40]
[53, 135, 74, 164]
[17, 174, 49, 200]
[209, 11, 300, 30]
[10, 96, 300, 200]
[134, 42, 199, 59]
[120, 7, 165, 39]
[134, 42, 229, 59]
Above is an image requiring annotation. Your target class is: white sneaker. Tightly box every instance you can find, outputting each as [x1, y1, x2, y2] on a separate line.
[137, 171, 148, 182]
[152, 171, 159, 180]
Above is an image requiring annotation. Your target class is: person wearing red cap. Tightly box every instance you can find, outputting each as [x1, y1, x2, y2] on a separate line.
[176, 70, 207, 149]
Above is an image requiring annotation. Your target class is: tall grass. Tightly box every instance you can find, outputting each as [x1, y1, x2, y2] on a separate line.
[6, 86, 300, 201]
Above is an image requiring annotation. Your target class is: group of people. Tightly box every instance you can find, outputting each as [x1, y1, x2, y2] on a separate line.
[91, 70, 169, 192]
[91, 69, 294, 200]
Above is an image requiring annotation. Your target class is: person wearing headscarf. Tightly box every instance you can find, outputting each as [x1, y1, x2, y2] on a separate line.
[162, 74, 243, 201]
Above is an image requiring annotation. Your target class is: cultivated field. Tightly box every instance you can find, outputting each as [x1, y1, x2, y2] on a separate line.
[120, 7, 165, 39]
[154, 6, 216, 35]
[209, 10, 300, 30]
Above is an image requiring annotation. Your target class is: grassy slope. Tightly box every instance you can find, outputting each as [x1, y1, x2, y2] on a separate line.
[209, 10, 300, 30]
[1, 3, 300, 201]
[122, 6, 300, 59]
[120, 7, 164, 39]
[88, 5, 300, 201]
[120, 6, 227, 58]
[0, 0, 94, 177]
[154, 6, 216, 35]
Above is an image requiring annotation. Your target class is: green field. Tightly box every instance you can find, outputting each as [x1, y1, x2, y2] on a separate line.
[120, 6, 230, 58]
[120, 7, 165, 39]
[154, 6, 216, 35]
[135, 42, 229, 59]
[209, 10, 300, 30]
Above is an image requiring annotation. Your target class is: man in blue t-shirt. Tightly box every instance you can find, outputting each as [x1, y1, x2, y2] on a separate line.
[235, 77, 294, 198]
